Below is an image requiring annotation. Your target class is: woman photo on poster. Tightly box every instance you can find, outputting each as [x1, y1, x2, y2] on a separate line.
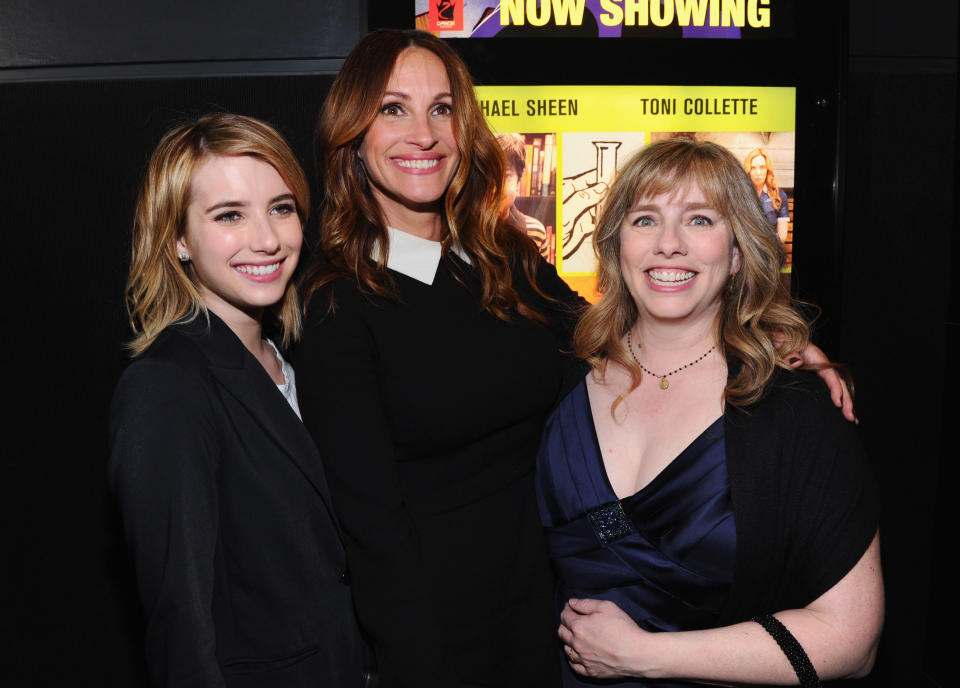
[537, 139, 882, 687]
[744, 147, 791, 242]
[293, 29, 855, 688]
[109, 114, 367, 687]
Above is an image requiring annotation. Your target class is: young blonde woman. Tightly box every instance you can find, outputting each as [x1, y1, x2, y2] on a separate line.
[109, 113, 366, 687]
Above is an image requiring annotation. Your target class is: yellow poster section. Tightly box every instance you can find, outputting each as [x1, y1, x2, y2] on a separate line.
[475, 85, 795, 299]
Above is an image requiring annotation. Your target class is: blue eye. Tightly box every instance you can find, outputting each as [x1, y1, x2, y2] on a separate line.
[632, 215, 655, 227]
[690, 215, 713, 226]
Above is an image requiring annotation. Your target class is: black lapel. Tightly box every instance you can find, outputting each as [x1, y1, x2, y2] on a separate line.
[176, 314, 341, 530]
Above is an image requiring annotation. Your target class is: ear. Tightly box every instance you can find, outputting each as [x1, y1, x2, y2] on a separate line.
[176, 237, 188, 255]
[730, 244, 743, 275]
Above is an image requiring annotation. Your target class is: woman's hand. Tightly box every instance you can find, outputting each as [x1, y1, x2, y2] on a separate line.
[558, 598, 657, 679]
[791, 342, 857, 423]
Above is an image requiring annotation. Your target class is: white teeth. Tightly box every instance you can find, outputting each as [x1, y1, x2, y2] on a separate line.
[647, 269, 695, 284]
[395, 158, 440, 169]
[235, 263, 280, 276]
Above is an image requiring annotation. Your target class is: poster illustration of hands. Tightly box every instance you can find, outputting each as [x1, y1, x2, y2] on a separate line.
[476, 85, 796, 299]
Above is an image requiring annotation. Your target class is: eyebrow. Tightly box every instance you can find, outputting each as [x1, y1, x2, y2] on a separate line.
[628, 202, 717, 213]
[204, 193, 295, 213]
[381, 90, 454, 101]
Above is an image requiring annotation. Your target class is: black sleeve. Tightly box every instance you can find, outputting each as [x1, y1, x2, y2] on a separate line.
[525, 257, 591, 401]
[108, 360, 225, 688]
[530, 256, 589, 347]
[780, 377, 880, 607]
[293, 289, 462, 688]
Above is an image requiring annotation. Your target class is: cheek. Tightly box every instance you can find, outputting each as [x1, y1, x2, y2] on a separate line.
[284, 225, 304, 255]
[619, 230, 649, 266]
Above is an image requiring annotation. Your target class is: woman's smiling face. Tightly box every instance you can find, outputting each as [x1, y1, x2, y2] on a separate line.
[177, 154, 302, 326]
[619, 181, 741, 329]
[360, 47, 461, 230]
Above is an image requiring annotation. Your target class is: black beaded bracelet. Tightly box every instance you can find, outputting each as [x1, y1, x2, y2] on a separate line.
[752, 613, 822, 688]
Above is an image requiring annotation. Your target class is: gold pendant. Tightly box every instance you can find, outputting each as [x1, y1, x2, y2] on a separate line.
[659, 377, 670, 390]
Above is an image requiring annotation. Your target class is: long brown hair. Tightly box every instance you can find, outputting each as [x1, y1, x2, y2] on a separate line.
[126, 113, 309, 356]
[574, 139, 810, 408]
[302, 29, 545, 321]
[743, 147, 783, 212]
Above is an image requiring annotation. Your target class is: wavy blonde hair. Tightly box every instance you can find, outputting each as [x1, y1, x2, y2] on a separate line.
[302, 29, 547, 321]
[574, 139, 810, 408]
[743, 147, 783, 212]
[126, 113, 309, 356]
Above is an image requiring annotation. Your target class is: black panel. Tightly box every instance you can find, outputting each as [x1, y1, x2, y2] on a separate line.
[0, 0, 366, 70]
[2, 75, 333, 685]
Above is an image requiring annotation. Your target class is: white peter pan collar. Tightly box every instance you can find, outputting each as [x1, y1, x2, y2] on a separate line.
[370, 226, 471, 285]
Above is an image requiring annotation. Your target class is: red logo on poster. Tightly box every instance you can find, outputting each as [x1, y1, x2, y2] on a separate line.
[429, 0, 463, 32]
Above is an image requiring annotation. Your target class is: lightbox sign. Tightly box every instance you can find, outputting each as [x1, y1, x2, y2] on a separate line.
[417, 0, 792, 39]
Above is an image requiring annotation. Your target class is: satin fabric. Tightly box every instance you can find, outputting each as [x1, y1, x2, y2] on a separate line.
[536, 379, 736, 686]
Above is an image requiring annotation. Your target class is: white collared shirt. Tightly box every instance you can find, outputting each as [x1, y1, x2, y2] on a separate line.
[265, 338, 302, 420]
[370, 226, 471, 285]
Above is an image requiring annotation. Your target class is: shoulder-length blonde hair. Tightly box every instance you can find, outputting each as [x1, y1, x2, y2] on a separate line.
[302, 29, 545, 321]
[574, 139, 810, 407]
[126, 112, 309, 356]
[743, 147, 783, 212]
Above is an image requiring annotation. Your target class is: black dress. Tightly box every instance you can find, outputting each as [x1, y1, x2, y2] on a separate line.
[293, 250, 584, 688]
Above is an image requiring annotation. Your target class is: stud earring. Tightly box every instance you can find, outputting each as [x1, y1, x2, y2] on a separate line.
[177, 251, 190, 262]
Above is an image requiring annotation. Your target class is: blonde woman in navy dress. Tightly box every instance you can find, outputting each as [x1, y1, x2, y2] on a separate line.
[536, 140, 882, 687]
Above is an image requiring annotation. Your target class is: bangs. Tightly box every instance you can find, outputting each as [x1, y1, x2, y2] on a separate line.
[627, 154, 736, 220]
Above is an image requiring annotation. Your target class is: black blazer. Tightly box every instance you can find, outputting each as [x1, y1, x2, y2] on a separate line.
[109, 313, 365, 688]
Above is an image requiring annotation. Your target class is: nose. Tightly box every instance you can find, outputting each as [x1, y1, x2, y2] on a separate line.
[406, 111, 438, 149]
[653, 220, 686, 257]
[249, 212, 281, 254]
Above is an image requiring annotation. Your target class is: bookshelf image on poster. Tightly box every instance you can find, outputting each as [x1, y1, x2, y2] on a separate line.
[496, 132, 558, 263]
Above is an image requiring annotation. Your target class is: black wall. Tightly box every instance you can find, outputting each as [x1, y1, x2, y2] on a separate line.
[2, 1, 955, 686]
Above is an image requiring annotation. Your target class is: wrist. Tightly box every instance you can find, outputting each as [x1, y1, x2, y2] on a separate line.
[624, 628, 673, 680]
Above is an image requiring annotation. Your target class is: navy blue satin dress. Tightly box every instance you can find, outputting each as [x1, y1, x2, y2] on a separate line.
[536, 379, 737, 687]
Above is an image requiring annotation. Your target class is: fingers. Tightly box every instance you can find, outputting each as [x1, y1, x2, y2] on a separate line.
[566, 597, 605, 614]
[838, 376, 857, 423]
[819, 367, 858, 423]
[562, 168, 599, 197]
[563, 182, 608, 228]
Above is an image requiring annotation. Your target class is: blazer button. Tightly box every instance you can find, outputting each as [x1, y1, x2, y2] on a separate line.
[338, 569, 350, 585]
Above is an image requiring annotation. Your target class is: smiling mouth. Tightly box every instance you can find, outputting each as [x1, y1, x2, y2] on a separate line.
[234, 262, 281, 276]
[394, 158, 441, 170]
[647, 269, 696, 286]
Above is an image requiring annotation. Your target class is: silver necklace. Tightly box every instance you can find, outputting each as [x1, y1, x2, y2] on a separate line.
[626, 330, 716, 390]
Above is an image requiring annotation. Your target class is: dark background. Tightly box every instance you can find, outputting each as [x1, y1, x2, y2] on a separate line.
[1, 1, 955, 685]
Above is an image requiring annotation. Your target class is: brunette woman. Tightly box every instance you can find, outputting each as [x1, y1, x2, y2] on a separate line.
[294, 30, 853, 688]
[109, 114, 365, 687]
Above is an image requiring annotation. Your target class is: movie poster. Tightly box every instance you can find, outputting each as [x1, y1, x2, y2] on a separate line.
[477, 85, 796, 298]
